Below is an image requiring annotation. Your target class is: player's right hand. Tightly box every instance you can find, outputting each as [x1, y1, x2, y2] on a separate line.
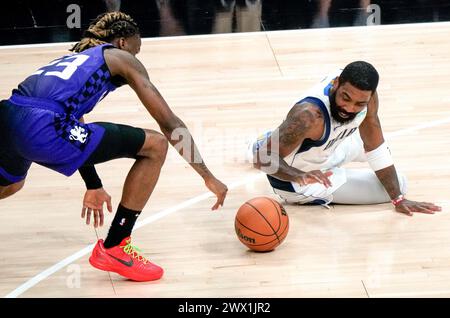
[296, 170, 333, 188]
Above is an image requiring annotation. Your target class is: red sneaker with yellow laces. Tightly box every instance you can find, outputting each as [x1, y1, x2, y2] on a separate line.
[89, 237, 164, 282]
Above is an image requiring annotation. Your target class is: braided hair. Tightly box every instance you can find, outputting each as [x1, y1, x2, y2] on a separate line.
[70, 12, 140, 53]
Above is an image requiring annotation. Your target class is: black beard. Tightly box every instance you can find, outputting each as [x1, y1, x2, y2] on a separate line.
[329, 90, 357, 124]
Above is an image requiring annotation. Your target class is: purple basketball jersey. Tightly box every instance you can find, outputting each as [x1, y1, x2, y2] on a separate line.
[14, 43, 118, 119]
[4, 44, 121, 177]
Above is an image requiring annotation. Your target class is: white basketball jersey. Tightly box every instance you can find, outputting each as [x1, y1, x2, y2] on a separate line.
[283, 70, 368, 171]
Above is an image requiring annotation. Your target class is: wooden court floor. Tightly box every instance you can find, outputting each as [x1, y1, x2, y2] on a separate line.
[1, 22, 450, 298]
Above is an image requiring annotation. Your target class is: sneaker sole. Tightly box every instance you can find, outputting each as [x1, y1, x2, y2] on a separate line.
[89, 256, 164, 282]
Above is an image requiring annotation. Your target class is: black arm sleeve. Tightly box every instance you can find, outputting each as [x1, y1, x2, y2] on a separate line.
[78, 165, 103, 190]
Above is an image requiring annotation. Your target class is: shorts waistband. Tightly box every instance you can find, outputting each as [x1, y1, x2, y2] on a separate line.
[8, 94, 67, 113]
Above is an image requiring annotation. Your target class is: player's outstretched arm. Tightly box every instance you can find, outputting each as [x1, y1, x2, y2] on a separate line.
[359, 92, 441, 216]
[105, 49, 227, 210]
[254, 103, 332, 187]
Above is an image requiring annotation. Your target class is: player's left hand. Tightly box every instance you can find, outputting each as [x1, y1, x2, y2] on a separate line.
[81, 188, 113, 227]
[204, 176, 228, 210]
[395, 199, 442, 216]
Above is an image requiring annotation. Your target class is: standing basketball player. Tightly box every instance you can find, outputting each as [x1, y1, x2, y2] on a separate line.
[0, 12, 228, 281]
[250, 61, 441, 215]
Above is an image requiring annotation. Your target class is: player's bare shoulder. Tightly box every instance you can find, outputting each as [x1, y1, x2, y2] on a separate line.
[103, 48, 134, 77]
[285, 102, 324, 139]
[276, 102, 324, 156]
[291, 102, 324, 123]
[103, 48, 150, 88]
[103, 48, 144, 77]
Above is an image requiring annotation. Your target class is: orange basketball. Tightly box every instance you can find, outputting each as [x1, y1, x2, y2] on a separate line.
[235, 197, 289, 252]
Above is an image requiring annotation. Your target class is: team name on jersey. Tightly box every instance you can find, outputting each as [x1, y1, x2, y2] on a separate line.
[323, 127, 358, 150]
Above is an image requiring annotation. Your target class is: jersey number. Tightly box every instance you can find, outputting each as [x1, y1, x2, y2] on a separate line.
[32, 54, 90, 80]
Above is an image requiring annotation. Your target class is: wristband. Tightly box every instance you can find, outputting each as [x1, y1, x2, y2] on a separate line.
[366, 142, 394, 171]
[391, 194, 405, 206]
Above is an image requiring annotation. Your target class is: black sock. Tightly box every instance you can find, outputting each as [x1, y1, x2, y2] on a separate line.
[103, 204, 141, 249]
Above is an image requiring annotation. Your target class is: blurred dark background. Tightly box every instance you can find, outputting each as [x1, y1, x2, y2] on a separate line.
[1, 0, 449, 46]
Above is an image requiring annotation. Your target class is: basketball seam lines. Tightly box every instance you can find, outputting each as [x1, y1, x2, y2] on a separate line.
[276, 202, 289, 240]
[267, 199, 282, 232]
[236, 222, 289, 247]
[235, 218, 275, 237]
[269, 198, 289, 244]
[245, 201, 281, 244]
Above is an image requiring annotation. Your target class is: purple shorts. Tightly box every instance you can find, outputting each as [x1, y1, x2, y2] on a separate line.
[0, 99, 104, 184]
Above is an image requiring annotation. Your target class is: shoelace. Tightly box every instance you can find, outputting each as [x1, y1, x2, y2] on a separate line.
[121, 240, 149, 264]
[320, 202, 331, 210]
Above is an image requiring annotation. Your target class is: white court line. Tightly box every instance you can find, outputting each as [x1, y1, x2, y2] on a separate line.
[4, 115, 450, 298]
[386, 117, 450, 138]
[4, 244, 96, 299]
[4, 173, 264, 298]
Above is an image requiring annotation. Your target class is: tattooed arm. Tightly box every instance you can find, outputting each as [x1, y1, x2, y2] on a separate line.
[254, 103, 332, 187]
[359, 92, 441, 215]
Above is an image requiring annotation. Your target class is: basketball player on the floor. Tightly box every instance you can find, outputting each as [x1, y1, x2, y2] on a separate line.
[0, 12, 228, 281]
[249, 61, 441, 215]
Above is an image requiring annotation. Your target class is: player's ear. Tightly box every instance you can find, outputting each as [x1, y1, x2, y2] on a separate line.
[334, 76, 340, 89]
[117, 37, 127, 50]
